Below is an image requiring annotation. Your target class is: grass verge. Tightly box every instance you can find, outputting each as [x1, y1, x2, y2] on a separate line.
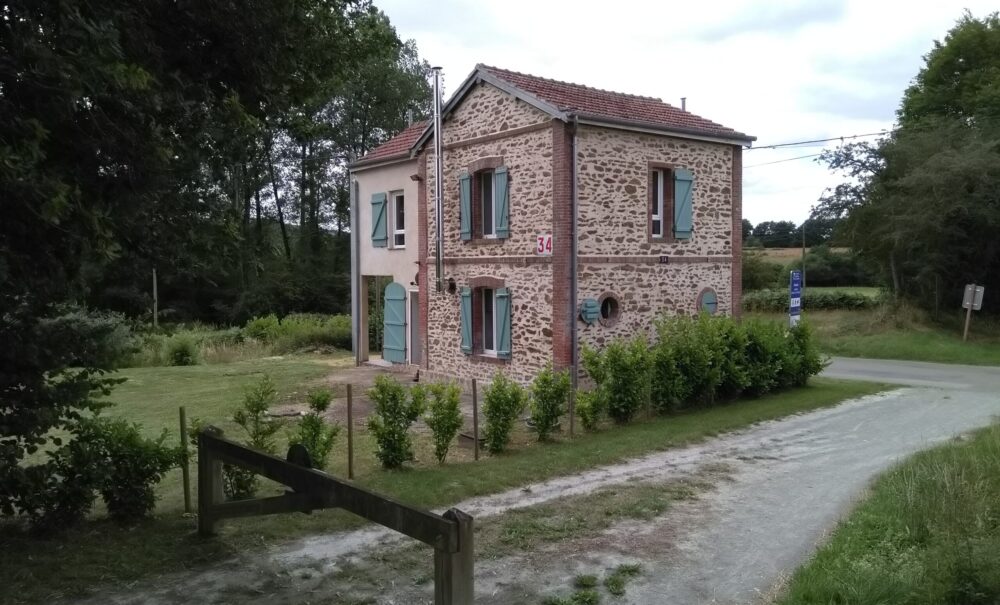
[748, 308, 1000, 366]
[0, 377, 888, 604]
[776, 422, 1000, 604]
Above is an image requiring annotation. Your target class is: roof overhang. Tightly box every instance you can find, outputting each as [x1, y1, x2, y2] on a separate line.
[348, 152, 418, 172]
[573, 113, 756, 147]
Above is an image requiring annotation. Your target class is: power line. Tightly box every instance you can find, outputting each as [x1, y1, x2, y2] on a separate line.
[744, 153, 823, 168]
[748, 130, 893, 151]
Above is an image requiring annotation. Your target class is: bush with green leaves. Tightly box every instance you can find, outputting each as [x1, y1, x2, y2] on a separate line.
[742, 252, 784, 290]
[289, 388, 340, 470]
[742, 288, 880, 312]
[482, 372, 527, 454]
[367, 375, 424, 469]
[166, 334, 199, 366]
[244, 314, 280, 341]
[741, 320, 787, 396]
[225, 375, 284, 499]
[779, 322, 827, 388]
[530, 364, 571, 441]
[423, 382, 463, 463]
[575, 389, 605, 432]
[583, 338, 651, 424]
[87, 418, 180, 523]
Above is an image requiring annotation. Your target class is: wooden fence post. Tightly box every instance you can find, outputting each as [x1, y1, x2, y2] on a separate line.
[347, 384, 354, 480]
[197, 431, 224, 536]
[434, 508, 474, 605]
[471, 379, 479, 461]
[179, 406, 191, 514]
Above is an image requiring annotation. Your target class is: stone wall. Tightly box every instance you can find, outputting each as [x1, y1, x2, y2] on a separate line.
[424, 82, 557, 385]
[576, 126, 734, 257]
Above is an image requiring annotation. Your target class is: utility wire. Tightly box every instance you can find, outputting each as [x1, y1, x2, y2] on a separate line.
[748, 129, 892, 151]
[744, 153, 823, 168]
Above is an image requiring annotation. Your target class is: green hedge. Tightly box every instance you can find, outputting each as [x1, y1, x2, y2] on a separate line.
[742, 289, 881, 312]
[581, 315, 826, 425]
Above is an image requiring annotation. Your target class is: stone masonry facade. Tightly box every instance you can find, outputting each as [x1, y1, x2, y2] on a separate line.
[419, 82, 741, 385]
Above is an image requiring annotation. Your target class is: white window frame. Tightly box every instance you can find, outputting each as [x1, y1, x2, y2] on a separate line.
[651, 169, 665, 238]
[390, 191, 405, 248]
[481, 287, 497, 356]
[480, 170, 496, 239]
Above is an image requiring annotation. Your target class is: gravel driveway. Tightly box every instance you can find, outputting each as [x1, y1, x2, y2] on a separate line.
[85, 358, 1000, 604]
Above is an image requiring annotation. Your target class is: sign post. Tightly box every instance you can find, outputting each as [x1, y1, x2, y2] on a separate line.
[789, 270, 802, 328]
[961, 284, 985, 341]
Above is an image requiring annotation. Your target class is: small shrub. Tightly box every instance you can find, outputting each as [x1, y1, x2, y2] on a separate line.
[367, 375, 424, 469]
[482, 372, 527, 454]
[530, 364, 571, 441]
[588, 337, 650, 424]
[780, 322, 827, 387]
[226, 375, 284, 499]
[573, 574, 599, 589]
[289, 388, 340, 470]
[575, 389, 605, 431]
[244, 314, 280, 341]
[87, 418, 180, 523]
[742, 253, 784, 290]
[17, 439, 103, 532]
[166, 335, 199, 366]
[424, 382, 463, 464]
[742, 320, 786, 396]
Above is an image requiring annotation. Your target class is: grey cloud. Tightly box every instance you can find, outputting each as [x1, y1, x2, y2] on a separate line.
[801, 86, 901, 121]
[693, 1, 848, 41]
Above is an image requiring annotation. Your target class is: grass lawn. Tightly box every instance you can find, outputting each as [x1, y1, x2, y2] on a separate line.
[748, 309, 1000, 366]
[0, 365, 888, 604]
[777, 422, 1000, 604]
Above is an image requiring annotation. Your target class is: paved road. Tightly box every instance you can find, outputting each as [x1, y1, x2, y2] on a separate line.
[824, 356, 1000, 390]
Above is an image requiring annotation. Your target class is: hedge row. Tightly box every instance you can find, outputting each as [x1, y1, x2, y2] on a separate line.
[580, 315, 826, 425]
[742, 289, 881, 312]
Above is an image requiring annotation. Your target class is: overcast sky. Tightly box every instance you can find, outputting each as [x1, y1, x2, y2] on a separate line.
[377, 0, 994, 224]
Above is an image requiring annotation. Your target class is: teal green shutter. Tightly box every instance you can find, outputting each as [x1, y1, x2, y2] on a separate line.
[496, 287, 511, 359]
[579, 298, 600, 325]
[382, 282, 407, 363]
[494, 166, 510, 238]
[460, 287, 472, 354]
[673, 168, 694, 239]
[459, 174, 472, 241]
[371, 192, 388, 247]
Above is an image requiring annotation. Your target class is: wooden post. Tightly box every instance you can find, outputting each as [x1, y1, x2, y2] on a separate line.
[471, 379, 479, 461]
[434, 508, 474, 605]
[197, 431, 224, 536]
[179, 406, 192, 514]
[346, 384, 354, 479]
[963, 297, 974, 342]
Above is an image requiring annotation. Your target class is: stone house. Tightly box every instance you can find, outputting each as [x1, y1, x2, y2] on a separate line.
[350, 65, 754, 384]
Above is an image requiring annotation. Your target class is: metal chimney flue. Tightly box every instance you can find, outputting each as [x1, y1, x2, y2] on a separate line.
[681, 97, 687, 111]
[432, 67, 444, 292]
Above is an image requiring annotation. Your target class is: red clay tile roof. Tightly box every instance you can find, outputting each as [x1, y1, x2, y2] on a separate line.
[480, 65, 752, 141]
[353, 120, 428, 166]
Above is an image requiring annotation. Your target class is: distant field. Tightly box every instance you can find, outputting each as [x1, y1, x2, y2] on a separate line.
[749, 247, 850, 262]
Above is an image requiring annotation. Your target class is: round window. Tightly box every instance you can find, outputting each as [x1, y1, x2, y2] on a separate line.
[699, 288, 719, 315]
[598, 292, 621, 326]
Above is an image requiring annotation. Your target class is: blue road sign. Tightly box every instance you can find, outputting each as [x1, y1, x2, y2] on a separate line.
[789, 270, 802, 326]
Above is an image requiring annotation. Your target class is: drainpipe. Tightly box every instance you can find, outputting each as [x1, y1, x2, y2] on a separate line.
[569, 114, 580, 435]
[432, 67, 445, 292]
[350, 174, 361, 366]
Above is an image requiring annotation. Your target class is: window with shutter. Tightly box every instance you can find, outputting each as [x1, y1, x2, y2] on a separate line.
[673, 168, 694, 239]
[371, 192, 388, 247]
[459, 174, 472, 241]
[460, 287, 472, 354]
[494, 166, 509, 239]
[496, 288, 511, 360]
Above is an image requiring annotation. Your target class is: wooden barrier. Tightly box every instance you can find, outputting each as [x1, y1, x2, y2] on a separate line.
[197, 428, 473, 604]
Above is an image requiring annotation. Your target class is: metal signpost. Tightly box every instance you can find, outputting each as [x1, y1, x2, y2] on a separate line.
[789, 270, 802, 327]
[961, 283, 985, 341]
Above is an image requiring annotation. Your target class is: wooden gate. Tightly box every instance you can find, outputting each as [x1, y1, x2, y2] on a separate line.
[197, 428, 473, 604]
[383, 282, 407, 363]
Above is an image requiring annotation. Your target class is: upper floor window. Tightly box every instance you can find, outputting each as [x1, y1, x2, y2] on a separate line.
[391, 191, 405, 248]
[459, 166, 509, 241]
[649, 166, 695, 240]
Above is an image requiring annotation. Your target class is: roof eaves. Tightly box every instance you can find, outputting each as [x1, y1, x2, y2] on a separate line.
[348, 151, 415, 171]
[573, 112, 756, 146]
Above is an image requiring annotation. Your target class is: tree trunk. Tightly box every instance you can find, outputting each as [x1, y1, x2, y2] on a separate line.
[266, 137, 293, 261]
[889, 250, 900, 302]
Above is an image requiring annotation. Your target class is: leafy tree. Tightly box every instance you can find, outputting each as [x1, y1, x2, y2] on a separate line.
[814, 12, 1000, 313]
[741, 218, 754, 240]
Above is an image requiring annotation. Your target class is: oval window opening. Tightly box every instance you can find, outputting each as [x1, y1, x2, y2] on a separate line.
[598, 293, 621, 326]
